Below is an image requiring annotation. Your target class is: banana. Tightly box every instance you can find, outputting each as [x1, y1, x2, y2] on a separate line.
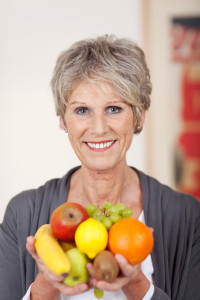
[35, 224, 71, 276]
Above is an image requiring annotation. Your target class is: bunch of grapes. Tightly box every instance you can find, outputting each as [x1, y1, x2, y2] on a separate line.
[85, 201, 133, 230]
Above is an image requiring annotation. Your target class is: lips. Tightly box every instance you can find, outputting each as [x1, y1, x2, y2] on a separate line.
[85, 140, 116, 150]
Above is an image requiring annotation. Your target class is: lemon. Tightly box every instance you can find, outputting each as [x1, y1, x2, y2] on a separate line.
[75, 218, 108, 259]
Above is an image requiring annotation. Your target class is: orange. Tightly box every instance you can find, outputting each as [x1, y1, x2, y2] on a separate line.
[108, 218, 154, 265]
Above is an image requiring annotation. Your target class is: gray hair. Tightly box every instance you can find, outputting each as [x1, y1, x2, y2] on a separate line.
[50, 35, 152, 133]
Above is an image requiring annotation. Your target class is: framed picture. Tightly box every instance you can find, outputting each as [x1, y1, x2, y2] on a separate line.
[142, 0, 200, 200]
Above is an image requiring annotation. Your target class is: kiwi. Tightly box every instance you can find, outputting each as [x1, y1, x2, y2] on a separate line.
[93, 250, 119, 282]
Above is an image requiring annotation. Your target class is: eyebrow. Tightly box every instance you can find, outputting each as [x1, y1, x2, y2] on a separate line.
[69, 101, 86, 106]
[107, 100, 126, 105]
[69, 100, 126, 106]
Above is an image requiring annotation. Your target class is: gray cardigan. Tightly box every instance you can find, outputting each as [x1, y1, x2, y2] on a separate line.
[0, 167, 200, 300]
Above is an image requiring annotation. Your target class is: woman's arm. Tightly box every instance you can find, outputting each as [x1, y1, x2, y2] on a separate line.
[122, 267, 150, 300]
[182, 209, 200, 300]
[0, 205, 24, 300]
[30, 273, 61, 300]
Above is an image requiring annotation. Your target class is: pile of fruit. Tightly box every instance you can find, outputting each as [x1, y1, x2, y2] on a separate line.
[35, 201, 154, 298]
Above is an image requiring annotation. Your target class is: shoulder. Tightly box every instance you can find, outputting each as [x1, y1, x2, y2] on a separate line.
[136, 168, 200, 222]
[3, 166, 80, 223]
[7, 177, 61, 216]
[152, 175, 199, 214]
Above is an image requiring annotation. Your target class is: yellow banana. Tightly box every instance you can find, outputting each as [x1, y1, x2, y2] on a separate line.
[35, 224, 71, 276]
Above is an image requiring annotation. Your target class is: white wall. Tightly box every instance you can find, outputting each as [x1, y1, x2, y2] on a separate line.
[0, 0, 144, 222]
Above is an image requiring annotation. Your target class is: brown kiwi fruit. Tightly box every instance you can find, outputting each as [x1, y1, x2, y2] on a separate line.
[93, 250, 119, 282]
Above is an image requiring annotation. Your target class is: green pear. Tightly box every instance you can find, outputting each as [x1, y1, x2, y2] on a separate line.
[63, 247, 90, 287]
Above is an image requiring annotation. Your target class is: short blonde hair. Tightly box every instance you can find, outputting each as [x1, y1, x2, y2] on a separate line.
[51, 35, 152, 133]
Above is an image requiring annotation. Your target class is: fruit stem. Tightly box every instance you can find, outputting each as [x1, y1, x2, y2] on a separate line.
[61, 272, 69, 277]
[94, 287, 104, 299]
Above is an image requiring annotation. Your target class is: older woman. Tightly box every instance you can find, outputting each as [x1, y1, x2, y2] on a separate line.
[0, 35, 199, 300]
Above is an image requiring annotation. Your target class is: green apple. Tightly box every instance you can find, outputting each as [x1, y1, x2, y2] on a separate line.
[63, 248, 90, 287]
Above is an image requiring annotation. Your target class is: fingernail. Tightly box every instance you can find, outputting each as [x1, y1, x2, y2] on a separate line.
[91, 279, 97, 286]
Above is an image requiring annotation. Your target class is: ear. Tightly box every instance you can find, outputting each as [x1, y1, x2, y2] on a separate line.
[59, 117, 67, 130]
[141, 111, 145, 126]
[134, 110, 146, 133]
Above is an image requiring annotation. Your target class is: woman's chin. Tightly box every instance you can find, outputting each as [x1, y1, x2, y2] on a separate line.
[82, 160, 122, 173]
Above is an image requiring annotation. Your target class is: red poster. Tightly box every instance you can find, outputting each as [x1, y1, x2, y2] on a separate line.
[171, 17, 200, 200]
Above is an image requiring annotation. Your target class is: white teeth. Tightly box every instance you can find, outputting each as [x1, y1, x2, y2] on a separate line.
[87, 141, 115, 149]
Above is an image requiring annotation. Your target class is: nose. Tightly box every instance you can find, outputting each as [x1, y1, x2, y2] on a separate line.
[91, 113, 108, 136]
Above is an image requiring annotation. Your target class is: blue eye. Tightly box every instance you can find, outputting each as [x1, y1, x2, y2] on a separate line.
[75, 107, 89, 115]
[106, 106, 122, 114]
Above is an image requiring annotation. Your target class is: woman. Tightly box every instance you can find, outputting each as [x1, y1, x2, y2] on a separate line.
[0, 35, 199, 300]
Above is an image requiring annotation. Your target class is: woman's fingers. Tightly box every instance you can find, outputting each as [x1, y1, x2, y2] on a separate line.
[26, 236, 90, 296]
[26, 235, 64, 283]
[88, 255, 137, 279]
[54, 282, 89, 296]
[40, 265, 64, 283]
[26, 236, 36, 253]
[89, 254, 142, 292]
[86, 262, 95, 277]
[26, 236, 41, 261]
[149, 227, 154, 233]
[115, 254, 136, 277]
[90, 275, 129, 291]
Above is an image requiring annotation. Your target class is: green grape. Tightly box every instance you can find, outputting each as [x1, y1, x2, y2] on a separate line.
[121, 208, 133, 218]
[102, 217, 113, 230]
[110, 213, 122, 223]
[93, 209, 105, 222]
[106, 206, 119, 216]
[102, 201, 112, 212]
[94, 287, 104, 298]
[113, 203, 126, 214]
[85, 204, 98, 217]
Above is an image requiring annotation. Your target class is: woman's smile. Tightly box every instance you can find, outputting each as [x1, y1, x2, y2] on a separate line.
[85, 140, 116, 151]
[61, 81, 135, 171]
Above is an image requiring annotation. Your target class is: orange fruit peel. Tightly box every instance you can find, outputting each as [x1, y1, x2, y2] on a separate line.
[108, 218, 154, 265]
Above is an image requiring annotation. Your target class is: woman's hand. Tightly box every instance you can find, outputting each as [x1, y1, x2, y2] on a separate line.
[26, 236, 89, 299]
[87, 254, 150, 300]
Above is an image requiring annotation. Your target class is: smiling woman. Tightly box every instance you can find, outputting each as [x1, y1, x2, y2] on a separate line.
[0, 35, 200, 300]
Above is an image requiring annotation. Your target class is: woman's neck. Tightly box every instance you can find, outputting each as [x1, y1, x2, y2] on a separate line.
[68, 163, 142, 211]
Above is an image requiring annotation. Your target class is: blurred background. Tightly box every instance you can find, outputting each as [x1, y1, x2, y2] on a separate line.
[0, 0, 199, 222]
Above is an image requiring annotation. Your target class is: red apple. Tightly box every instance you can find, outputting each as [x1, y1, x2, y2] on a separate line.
[50, 202, 89, 242]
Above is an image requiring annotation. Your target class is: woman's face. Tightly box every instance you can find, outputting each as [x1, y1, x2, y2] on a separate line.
[61, 82, 136, 172]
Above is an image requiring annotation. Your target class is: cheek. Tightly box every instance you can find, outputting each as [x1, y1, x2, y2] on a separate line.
[67, 120, 87, 148]
[68, 121, 81, 132]
[65, 115, 84, 133]
[117, 116, 134, 136]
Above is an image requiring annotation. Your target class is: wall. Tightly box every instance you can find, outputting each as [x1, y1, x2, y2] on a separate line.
[0, 0, 144, 222]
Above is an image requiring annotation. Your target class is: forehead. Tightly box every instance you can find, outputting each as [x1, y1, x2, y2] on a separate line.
[68, 81, 123, 104]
